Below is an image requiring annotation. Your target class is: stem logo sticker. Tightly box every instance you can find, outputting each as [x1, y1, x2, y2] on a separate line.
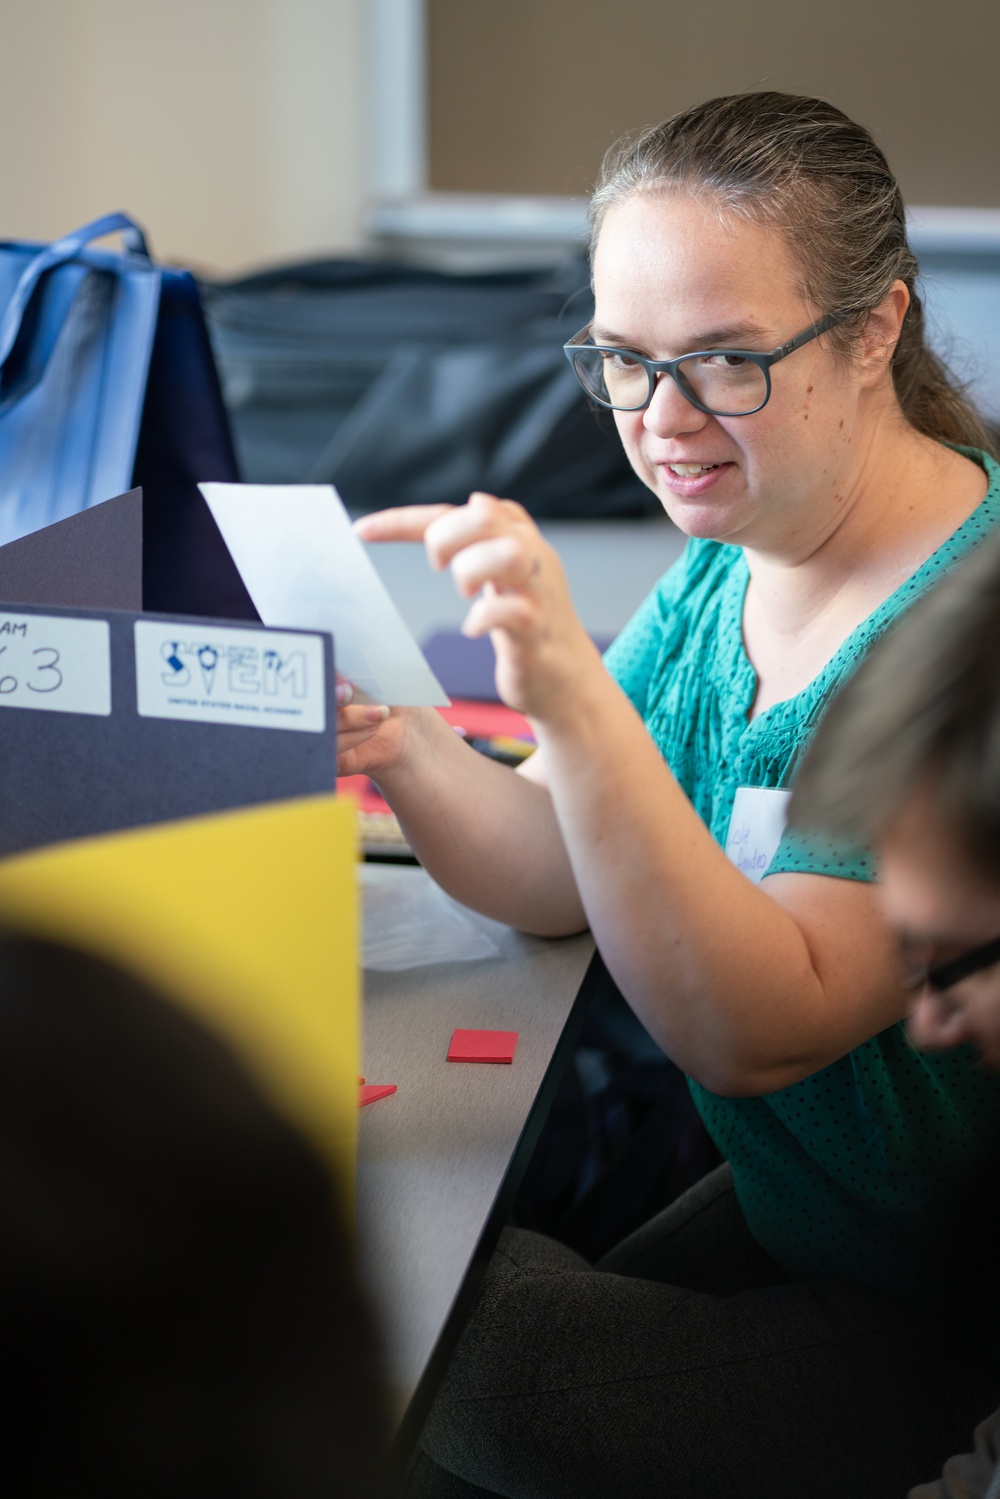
[134, 621, 326, 732]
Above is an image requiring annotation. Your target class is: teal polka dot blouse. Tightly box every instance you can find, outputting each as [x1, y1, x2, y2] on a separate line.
[604, 448, 1000, 1318]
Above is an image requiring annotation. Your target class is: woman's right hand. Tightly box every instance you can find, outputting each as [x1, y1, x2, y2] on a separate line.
[335, 678, 410, 780]
[355, 495, 601, 726]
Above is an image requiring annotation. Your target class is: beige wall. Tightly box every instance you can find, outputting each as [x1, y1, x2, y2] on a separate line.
[6, 0, 995, 278]
[429, 0, 1000, 208]
[0, 0, 366, 276]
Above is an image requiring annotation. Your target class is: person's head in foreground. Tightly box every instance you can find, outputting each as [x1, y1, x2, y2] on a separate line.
[792, 528, 1000, 1069]
[0, 932, 389, 1499]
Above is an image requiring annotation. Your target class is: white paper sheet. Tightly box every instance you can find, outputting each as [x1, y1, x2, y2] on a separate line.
[199, 483, 449, 707]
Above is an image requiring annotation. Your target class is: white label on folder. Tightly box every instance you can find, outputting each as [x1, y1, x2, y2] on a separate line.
[134, 621, 326, 732]
[725, 786, 792, 884]
[0, 612, 111, 716]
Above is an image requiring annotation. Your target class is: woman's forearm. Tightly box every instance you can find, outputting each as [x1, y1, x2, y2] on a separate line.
[534, 665, 905, 1093]
[373, 708, 587, 936]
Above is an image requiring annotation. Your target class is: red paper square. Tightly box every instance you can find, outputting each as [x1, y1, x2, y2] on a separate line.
[447, 1028, 518, 1064]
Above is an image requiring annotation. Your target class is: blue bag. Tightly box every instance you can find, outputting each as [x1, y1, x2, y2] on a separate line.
[0, 213, 252, 617]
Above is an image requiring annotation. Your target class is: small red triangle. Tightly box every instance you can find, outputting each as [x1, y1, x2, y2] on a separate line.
[359, 1083, 397, 1107]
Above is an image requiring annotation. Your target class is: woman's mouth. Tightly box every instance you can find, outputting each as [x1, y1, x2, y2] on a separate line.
[656, 458, 734, 506]
[657, 460, 732, 497]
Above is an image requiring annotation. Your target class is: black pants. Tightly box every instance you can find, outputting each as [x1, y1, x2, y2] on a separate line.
[406, 1165, 1000, 1499]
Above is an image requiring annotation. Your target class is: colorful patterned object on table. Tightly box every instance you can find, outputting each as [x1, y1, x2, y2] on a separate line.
[338, 699, 536, 859]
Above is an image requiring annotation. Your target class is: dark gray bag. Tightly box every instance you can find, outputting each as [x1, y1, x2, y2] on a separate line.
[201, 258, 657, 518]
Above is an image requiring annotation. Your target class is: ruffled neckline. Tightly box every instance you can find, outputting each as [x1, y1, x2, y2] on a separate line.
[709, 447, 1000, 740]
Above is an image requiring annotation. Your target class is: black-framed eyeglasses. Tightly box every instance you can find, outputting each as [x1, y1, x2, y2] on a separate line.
[563, 310, 850, 417]
[908, 934, 1000, 994]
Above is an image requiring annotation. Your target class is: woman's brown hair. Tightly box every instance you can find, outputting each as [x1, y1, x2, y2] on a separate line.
[591, 92, 995, 456]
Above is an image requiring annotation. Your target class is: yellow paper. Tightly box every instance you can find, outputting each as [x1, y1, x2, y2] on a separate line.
[0, 794, 358, 1209]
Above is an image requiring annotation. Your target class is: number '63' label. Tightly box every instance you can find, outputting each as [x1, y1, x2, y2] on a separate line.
[0, 613, 111, 716]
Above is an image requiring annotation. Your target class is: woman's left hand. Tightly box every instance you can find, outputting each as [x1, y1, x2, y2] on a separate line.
[354, 493, 602, 722]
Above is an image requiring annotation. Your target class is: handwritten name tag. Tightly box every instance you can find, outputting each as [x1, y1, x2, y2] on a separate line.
[0, 611, 111, 716]
[134, 621, 327, 733]
[725, 786, 792, 884]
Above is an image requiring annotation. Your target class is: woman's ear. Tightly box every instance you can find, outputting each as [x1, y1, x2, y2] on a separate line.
[858, 279, 910, 384]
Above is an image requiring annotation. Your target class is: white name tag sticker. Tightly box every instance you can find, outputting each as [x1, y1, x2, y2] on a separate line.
[134, 621, 326, 733]
[0, 612, 111, 716]
[725, 786, 792, 884]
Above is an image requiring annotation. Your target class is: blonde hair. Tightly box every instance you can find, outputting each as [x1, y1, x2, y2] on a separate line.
[591, 92, 995, 455]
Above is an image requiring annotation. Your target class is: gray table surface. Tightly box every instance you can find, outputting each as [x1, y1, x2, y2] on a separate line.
[356, 863, 594, 1420]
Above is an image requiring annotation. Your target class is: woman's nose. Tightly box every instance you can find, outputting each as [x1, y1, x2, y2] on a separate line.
[642, 371, 711, 439]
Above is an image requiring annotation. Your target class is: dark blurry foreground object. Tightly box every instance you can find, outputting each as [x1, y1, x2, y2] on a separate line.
[201, 258, 656, 518]
[790, 526, 1000, 877]
[0, 933, 389, 1499]
[0, 213, 253, 618]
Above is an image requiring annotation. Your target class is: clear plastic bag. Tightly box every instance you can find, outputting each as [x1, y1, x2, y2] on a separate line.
[360, 865, 502, 972]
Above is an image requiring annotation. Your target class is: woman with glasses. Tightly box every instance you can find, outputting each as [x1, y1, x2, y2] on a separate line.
[343, 93, 1000, 1498]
